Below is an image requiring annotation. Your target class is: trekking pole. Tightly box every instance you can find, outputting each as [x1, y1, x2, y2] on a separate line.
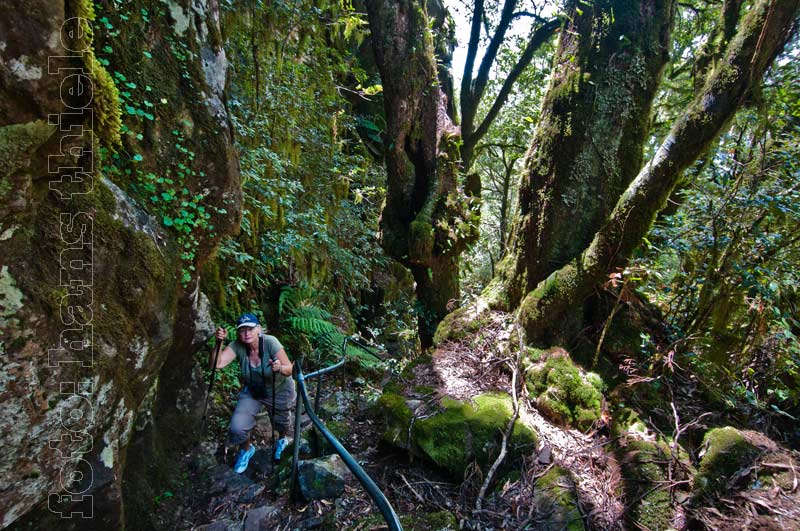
[200, 337, 223, 435]
[270, 350, 277, 460]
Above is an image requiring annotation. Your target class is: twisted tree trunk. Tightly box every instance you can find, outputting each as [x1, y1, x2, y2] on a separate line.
[494, 0, 677, 310]
[366, 0, 479, 347]
[516, 0, 800, 343]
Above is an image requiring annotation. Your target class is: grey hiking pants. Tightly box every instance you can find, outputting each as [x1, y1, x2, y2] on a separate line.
[228, 381, 296, 446]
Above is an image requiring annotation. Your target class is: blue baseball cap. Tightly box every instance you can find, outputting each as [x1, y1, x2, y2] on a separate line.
[236, 313, 259, 329]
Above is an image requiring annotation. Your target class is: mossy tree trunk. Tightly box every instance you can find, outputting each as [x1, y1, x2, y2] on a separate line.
[514, 0, 800, 344]
[365, 0, 479, 347]
[493, 0, 677, 311]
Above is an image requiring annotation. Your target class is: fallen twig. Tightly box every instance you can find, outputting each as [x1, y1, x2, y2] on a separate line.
[475, 320, 525, 511]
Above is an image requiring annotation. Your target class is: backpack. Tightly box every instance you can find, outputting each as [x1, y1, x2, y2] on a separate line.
[244, 335, 275, 399]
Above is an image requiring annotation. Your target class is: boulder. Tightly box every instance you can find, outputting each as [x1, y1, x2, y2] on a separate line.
[379, 390, 538, 478]
[297, 454, 351, 500]
[207, 464, 254, 496]
[532, 466, 586, 531]
[526, 349, 604, 430]
[243, 505, 276, 531]
[693, 426, 761, 498]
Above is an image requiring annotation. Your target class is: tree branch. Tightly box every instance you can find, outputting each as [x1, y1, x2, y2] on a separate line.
[519, 0, 800, 339]
[472, 0, 519, 112]
[469, 18, 560, 150]
[461, 0, 485, 110]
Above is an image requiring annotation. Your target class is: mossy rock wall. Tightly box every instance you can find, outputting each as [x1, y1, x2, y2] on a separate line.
[0, 0, 240, 528]
[378, 390, 538, 478]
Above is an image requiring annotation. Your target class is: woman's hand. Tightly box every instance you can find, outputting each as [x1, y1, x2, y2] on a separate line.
[215, 327, 227, 340]
[270, 358, 283, 375]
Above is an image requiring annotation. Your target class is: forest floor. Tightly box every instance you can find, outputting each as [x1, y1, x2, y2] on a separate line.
[150, 317, 800, 531]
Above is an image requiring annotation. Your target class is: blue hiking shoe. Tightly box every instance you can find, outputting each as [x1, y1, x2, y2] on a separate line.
[233, 445, 256, 474]
[273, 437, 289, 462]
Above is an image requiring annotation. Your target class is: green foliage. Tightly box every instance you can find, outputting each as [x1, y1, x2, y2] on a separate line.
[278, 284, 383, 370]
[210, 0, 388, 321]
[634, 42, 800, 416]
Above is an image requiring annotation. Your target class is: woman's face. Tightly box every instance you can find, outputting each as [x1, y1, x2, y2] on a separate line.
[237, 325, 260, 347]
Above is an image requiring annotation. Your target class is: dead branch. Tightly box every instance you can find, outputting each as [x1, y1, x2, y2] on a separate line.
[475, 319, 525, 511]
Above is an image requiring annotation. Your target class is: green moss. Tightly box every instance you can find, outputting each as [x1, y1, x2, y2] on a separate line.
[693, 427, 759, 498]
[0, 121, 58, 181]
[533, 466, 586, 531]
[527, 355, 604, 430]
[482, 260, 512, 310]
[618, 439, 674, 530]
[401, 510, 458, 530]
[519, 261, 583, 339]
[432, 305, 490, 345]
[412, 392, 537, 477]
[72, 0, 122, 147]
[377, 392, 413, 448]
[382, 380, 404, 396]
[326, 420, 349, 440]
[414, 385, 436, 396]
[400, 353, 433, 380]
[412, 401, 470, 476]
[551, 65, 584, 104]
[409, 219, 434, 263]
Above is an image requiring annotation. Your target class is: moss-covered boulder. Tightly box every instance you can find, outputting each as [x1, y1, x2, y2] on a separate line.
[619, 439, 674, 530]
[353, 510, 458, 531]
[532, 466, 586, 531]
[693, 427, 760, 498]
[432, 300, 492, 345]
[377, 390, 415, 449]
[526, 351, 605, 430]
[611, 406, 694, 530]
[378, 390, 537, 478]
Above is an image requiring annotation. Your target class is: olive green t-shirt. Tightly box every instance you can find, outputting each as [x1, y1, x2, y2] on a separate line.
[229, 334, 291, 394]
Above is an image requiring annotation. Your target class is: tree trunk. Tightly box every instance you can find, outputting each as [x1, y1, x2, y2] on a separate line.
[517, 0, 800, 344]
[366, 0, 479, 347]
[496, 0, 676, 309]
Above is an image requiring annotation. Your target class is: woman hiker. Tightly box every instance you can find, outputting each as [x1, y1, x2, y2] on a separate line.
[212, 313, 296, 474]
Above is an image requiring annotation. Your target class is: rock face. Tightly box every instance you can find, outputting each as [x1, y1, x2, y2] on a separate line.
[0, 0, 240, 528]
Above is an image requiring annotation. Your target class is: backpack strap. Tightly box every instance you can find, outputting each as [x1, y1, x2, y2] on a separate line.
[259, 334, 267, 381]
